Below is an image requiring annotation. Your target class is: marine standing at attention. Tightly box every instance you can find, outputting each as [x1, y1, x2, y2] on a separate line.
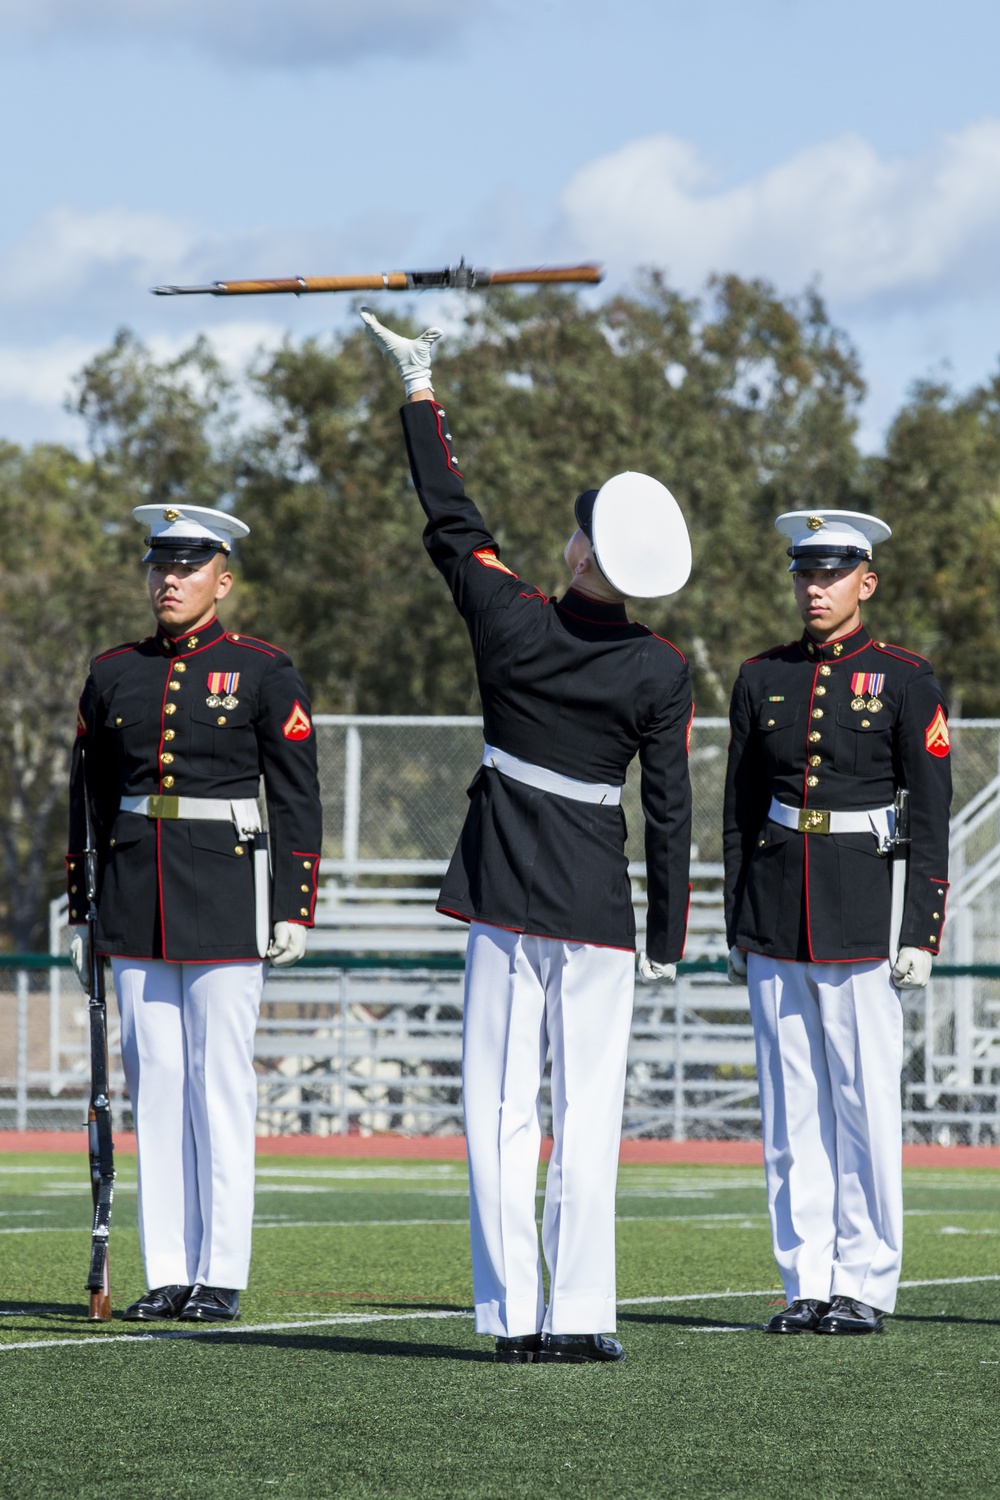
[724, 511, 952, 1335]
[68, 504, 322, 1322]
[361, 307, 693, 1365]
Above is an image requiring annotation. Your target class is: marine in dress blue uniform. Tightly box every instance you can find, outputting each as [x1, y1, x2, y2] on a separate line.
[362, 308, 694, 1364]
[68, 504, 322, 1321]
[724, 511, 952, 1335]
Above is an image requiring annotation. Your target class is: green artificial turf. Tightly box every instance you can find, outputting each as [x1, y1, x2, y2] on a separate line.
[0, 1152, 997, 1499]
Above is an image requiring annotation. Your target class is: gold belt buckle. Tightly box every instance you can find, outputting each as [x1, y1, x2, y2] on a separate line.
[146, 795, 180, 819]
[797, 808, 830, 835]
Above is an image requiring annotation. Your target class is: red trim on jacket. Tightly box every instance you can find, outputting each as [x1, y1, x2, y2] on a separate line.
[431, 403, 463, 475]
[225, 636, 280, 658]
[872, 644, 924, 669]
[100, 951, 267, 967]
[293, 851, 321, 924]
[94, 642, 143, 664]
[439, 906, 636, 954]
[680, 883, 692, 960]
[643, 629, 687, 662]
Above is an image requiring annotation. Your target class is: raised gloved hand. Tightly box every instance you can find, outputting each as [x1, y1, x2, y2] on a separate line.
[360, 307, 443, 396]
[69, 926, 90, 992]
[891, 946, 933, 989]
[727, 945, 748, 986]
[268, 921, 308, 968]
[637, 951, 676, 984]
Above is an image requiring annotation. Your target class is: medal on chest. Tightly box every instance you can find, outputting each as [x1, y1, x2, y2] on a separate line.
[851, 672, 884, 712]
[206, 671, 240, 709]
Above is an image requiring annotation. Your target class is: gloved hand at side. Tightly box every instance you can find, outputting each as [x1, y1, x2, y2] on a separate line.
[727, 945, 748, 986]
[891, 946, 932, 989]
[360, 307, 443, 396]
[69, 926, 90, 992]
[268, 921, 308, 968]
[637, 951, 676, 984]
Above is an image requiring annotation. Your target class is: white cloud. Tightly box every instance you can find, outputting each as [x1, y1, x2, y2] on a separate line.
[0, 0, 486, 65]
[4, 206, 196, 303]
[0, 202, 418, 327]
[559, 121, 1000, 308]
[0, 339, 101, 408]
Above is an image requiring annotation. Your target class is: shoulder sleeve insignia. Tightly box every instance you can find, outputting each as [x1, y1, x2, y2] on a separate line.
[282, 701, 312, 741]
[472, 548, 517, 578]
[925, 705, 950, 757]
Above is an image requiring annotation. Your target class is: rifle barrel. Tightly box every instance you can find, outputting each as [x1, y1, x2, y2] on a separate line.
[150, 265, 603, 296]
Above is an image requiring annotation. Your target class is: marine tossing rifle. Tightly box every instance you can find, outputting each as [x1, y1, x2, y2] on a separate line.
[80, 756, 116, 1322]
[151, 261, 603, 297]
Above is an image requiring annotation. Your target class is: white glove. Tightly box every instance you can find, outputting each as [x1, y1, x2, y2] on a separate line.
[727, 945, 748, 986]
[360, 307, 442, 396]
[69, 926, 90, 992]
[268, 921, 308, 968]
[891, 946, 932, 989]
[637, 951, 676, 984]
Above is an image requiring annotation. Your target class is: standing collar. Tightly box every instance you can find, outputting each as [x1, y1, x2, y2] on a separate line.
[155, 616, 227, 656]
[557, 588, 630, 625]
[800, 622, 870, 663]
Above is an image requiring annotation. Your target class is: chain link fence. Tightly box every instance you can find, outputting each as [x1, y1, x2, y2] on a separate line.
[3, 717, 1000, 1141]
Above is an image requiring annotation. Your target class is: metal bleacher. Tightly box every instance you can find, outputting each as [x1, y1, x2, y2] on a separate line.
[15, 714, 999, 1140]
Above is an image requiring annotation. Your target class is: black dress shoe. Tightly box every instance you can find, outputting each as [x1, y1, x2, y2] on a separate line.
[539, 1333, 626, 1364]
[123, 1285, 193, 1321]
[179, 1285, 240, 1321]
[765, 1298, 831, 1334]
[495, 1334, 542, 1364]
[816, 1296, 885, 1335]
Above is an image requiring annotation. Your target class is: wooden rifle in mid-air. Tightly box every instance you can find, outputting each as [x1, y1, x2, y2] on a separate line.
[151, 261, 602, 297]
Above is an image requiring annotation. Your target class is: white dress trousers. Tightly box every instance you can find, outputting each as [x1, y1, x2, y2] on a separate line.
[112, 958, 266, 1290]
[747, 953, 905, 1312]
[462, 921, 635, 1338]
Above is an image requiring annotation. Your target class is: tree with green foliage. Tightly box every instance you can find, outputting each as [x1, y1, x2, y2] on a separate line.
[3, 280, 1000, 950]
[239, 274, 866, 714]
[0, 331, 238, 948]
[864, 372, 1000, 717]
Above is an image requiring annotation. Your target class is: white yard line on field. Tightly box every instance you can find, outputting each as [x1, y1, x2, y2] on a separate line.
[1, 1308, 469, 1352]
[618, 1274, 1000, 1307]
[3, 1275, 999, 1355]
[1, 1205, 992, 1235]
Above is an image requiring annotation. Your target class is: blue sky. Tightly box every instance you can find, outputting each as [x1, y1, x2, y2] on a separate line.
[0, 0, 998, 450]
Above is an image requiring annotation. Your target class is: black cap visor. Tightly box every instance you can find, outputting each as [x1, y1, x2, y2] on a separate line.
[144, 536, 229, 566]
[574, 489, 599, 543]
[787, 545, 870, 573]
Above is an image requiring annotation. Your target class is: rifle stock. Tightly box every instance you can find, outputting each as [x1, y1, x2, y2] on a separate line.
[151, 263, 603, 297]
[889, 788, 910, 960]
[82, 762, 115, 1322]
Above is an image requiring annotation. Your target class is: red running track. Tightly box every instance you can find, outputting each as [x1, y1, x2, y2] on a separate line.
[2, 1131, 999, 1167]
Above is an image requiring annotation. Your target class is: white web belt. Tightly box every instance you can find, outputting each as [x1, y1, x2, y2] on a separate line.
[120, 794, 262, 836]
[482, 744, 622, 806]
[121, 793, 271, 958]
[769, 796, 893, 847]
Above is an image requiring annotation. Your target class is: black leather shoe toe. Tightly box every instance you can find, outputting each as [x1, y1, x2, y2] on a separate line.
[765, 1298, 831, 1334]
[179, 1285, 240, 1321]
[495, 1334, 542, 1363]
[816, 1296, 885, 1335]
[123, 1285, 193, 1321]
[539, 1333, 625, 1364]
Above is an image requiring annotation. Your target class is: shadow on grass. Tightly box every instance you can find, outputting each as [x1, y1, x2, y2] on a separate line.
[0, 1302, 95, 1319]
[158, 1331, 491, 1360]
[892, 1311, 1000, 1328]
[620, 1310, 765, 1331]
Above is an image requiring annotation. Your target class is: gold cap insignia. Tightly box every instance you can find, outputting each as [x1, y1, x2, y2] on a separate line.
[807, 516, 824, 531]
[163, 507, 180, 522]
